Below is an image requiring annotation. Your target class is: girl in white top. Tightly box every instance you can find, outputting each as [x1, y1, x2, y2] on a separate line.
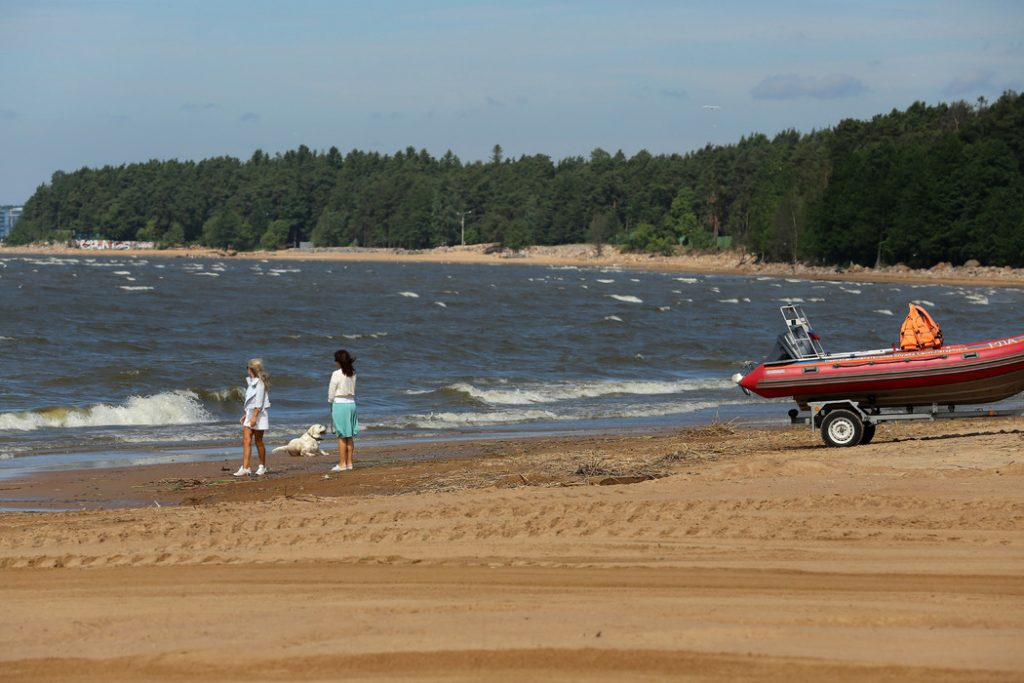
[235, 358, 271, 477]
[329, 349, 358, 472]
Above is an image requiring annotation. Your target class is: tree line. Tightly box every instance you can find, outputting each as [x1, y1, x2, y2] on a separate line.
[10, 91, 1024, 268]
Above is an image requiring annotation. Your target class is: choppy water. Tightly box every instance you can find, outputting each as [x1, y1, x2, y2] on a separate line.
[1, 253, 1021, 476]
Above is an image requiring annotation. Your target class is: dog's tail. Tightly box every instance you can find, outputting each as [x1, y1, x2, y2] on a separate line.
[271, 446, 290, 455]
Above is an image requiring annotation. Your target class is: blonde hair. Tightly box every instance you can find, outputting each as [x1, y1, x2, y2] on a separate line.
[247, 358, 271, 390]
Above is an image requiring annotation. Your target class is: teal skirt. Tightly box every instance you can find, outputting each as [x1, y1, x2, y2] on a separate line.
[331, 402, 359, 438]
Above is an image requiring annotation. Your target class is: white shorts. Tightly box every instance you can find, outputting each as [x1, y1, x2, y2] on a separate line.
[244, 408, 269, 431]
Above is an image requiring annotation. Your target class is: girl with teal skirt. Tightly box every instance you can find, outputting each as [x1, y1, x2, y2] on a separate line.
[328, 349, 358, 472]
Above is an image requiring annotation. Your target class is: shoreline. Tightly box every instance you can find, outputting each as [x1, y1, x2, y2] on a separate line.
[1, 415, 1021, 512]
[4, 242, 1024, 289]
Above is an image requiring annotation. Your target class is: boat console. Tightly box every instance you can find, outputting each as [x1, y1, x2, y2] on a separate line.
[768, 305, 826, 361]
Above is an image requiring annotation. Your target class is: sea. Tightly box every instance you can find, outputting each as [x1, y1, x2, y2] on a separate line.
[1, 253, 1021, 480]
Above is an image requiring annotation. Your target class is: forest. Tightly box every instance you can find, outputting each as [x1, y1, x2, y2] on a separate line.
[9, 91, 1024, 268]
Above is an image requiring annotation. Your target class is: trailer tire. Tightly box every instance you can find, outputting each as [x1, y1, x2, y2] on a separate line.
[860, 423, 876, 445]
[820, 409, 863, 447]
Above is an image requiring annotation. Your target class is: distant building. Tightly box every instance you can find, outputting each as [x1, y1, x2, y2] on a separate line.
[0, 205, 23, 241]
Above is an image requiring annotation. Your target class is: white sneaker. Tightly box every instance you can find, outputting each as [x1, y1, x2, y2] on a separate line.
[256, 464, 267, 476]
[330, 465, 344, 472]
[344, 465, 353, 471]
[233, 466, 251, 477]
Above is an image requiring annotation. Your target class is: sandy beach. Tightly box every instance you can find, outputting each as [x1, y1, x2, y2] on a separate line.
[2, 416, 1024, 681]
[5, 242, 1024, 289]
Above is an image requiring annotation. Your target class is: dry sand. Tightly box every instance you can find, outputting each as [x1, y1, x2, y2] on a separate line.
[2, 418, 1024, 681]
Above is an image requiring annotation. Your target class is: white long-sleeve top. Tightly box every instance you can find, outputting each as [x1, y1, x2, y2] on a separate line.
[243, 377, 270, 411]
[328, 369, 357, 403]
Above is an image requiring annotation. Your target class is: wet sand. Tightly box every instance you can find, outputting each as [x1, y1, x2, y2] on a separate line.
[2, 418, 1024, 681]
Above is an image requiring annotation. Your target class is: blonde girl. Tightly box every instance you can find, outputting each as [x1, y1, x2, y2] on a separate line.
[235, 358, 271, 476]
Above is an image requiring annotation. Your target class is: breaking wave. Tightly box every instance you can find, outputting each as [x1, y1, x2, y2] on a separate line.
[443, 378, 734, 406]
[0, 391, 214, 431]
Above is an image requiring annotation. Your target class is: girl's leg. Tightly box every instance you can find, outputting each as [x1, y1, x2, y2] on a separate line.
[254, 431, 266, 466]
[344, 437, 354, 469]
[241, 426, 253, 469]
[336, 438, 345, 468]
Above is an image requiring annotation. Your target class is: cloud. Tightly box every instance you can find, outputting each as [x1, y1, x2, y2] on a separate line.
[180, 102, 217, 112]
[943, 69, 994, 96]
[239, 112, 261, 122]
[485, 96, 504, 107]
[0, 109, 15, 120]
[660, 88, 688, 100]
[750, 73, 867, 100]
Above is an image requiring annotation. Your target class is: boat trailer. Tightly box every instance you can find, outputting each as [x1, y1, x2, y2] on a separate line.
[790, 400, 1023, 448]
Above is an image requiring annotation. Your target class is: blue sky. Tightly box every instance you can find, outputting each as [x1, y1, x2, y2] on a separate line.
[1, 0, 1021, 203]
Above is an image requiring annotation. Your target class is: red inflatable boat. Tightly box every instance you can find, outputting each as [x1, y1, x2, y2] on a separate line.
[735, 305, 1024, 410]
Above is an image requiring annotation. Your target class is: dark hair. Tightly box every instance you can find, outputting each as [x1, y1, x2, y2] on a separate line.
[334, 349, 355, 377]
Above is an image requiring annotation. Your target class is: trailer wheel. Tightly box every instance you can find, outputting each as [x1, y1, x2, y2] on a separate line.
[820, 409, 863, 447]
[860, 423, 876, 445]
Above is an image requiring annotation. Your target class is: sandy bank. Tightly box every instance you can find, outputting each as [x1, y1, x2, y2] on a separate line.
[2, 418, 1023, 681]
[5, 243, 1024, 288]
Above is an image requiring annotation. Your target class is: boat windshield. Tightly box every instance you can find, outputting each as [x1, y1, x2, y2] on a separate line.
[768, 305, 826, 361]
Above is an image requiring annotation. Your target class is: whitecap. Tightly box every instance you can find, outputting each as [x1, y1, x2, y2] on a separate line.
[113, 271, 131, 275]
[604, 315, 623, 322]
[596, 279, 615, 284]
[874, 309, 894, 316]
[435, 301, 447, 308]
[444, 378, 735, 406]
[674, 277, 699, 284]
[964, 293, 989, 305]
[912, 299, 936, 307]
[779, 297, 804, 303]
[657, 306, 671, 311]
[718, 298, 739, 304]
[119, 286, 155, 291]
[194, 272, 220, 277]
[609, 294, 643, 303]
[840, 288, 861, 294]
[399, 291, 420, 298]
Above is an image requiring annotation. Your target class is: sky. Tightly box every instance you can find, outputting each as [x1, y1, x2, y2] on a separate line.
[1, 0, 1022, 204]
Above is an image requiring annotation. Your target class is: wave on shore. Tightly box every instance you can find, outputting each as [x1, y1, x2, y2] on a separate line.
[0, 391, 214, 431]
[442, 378, 734, 406]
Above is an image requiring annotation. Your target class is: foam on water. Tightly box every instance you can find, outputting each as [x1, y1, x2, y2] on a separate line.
[444, 378, 734, 406]
[119, 286, 155, 291]
[0, 391, 214, 431]
[874, 309, 894, 316]
[609, 295, 643, 303]
[399, 291, 420, 298]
